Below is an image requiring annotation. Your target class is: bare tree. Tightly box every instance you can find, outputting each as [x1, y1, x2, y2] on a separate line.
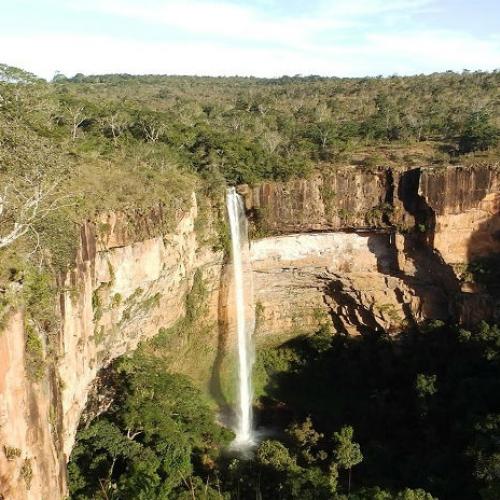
[66, 106, 86, 140]
[262, 131, 283, 154]
[257, 102, 269, 117]
[230, 115, 242, 132]
[141, 120, 164, 143]
[315, 123, 335, 150]
[315, 101, 331, 122]
[102, 111, 128, 143]
[0, 172, 72, 252]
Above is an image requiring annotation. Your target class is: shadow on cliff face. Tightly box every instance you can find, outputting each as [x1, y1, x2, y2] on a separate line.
[460, 211, 500, 324]
[397, 169, 461, 302]
[366, 232, 420, 328]
[466, 207, 500, 298]
[321, 233, 409, 335]
[352, 166, 500, 329]
[371, 168, 461, 323]
[324, 276, 385, 335]
[398, 168, 436, 247]
[395, 166, 500, 326]
[209, 255, 233, 418]
[321, 222, 454, 336]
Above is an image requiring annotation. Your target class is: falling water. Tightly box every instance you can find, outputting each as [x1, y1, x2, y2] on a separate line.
[226, 187, 255, 447]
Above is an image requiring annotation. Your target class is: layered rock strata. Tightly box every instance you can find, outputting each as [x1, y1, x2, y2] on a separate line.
[242, 165, 499, 331]
[0, 164, 498, 499]
[239, 165, 500, 265]
[250, 232, 448, 338]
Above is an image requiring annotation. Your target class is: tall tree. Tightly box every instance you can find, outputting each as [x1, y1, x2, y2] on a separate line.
[333, 425, 363, 495]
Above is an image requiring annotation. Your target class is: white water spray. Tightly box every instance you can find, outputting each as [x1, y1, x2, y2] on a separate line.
[226, 187, 255, 447]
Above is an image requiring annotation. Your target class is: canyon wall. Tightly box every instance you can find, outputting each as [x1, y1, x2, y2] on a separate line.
[0, 312, 65, 499]
[0, 195, 224, 499]
[239, 165, 499, 257]
[244, 165, 499, 339]
[0, 164, 498, 499]
[238, 166, 391, 234]
[418, 166, 500, 263]
[250, 231, 448, 339]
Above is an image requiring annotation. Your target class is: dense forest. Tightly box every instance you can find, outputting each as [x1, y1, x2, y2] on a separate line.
[1, 65, 499, 499]
[68, 320, 500, 499]
[1, 64, 498, 273]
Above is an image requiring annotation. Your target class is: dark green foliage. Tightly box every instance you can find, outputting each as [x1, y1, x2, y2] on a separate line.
[185, 269, 207, 324]
[333, 426, 363, 494]
[462, 255, 500, 296]
[415, 373, 438, 398]
[69, 318, 498, 499]
[0, 63, 42, 83]
[222, 439, 332, 500]
[459, 111, 499, 153]
[254, 321, 500, 499]
[69, 353, 232, 499]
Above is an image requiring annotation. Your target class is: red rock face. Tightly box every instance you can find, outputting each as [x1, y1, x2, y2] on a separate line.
[250, 232, 448, 339]
[0, 165, 498, 499]
[240, 164, 500, 263]
[0, 196, 225, 500]
[0, 313, 66, 500]
[418, 166, 500, 262]
[239, 167, 391, 234]
[242, 164, 499, 337]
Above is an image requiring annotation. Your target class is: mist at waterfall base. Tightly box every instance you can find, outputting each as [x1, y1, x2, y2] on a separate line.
[225, 187, 260, 454]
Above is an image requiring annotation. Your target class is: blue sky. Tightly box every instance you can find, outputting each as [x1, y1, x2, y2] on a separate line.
[0, 0, 498, 78]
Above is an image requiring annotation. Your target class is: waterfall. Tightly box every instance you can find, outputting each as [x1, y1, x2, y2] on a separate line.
[226, 187, 255, 447]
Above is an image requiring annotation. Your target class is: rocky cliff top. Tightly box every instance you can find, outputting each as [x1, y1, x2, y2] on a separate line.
[238, 164, 499, 236]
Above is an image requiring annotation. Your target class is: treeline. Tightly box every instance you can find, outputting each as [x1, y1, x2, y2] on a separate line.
[2, 65, 499, 193]
[3, 65, 499, 186]
[53, 69, 500, 184]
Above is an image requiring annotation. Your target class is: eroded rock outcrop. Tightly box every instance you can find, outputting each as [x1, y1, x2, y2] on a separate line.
[418, 165, 500, 263]
[238, 167, 391, 234]
[244, 164, 499, 338]
[250, 232, 448, 339]
[0, 164, 498, 499]
[58, 196, 224, 462]
[240, 164, 500, 265]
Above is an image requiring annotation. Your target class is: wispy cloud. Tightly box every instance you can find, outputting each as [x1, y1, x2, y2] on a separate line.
[2, 29, 498, 79]
[0, 0, 498, 78]
[72, 0, 437, 47]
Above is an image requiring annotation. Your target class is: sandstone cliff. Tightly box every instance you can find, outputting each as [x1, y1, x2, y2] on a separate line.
[242, 165, 499, 338]
[239, 165, 499, 256]
[0, 164, 498, 499]
[0, 195, 224, 499]
[250, 231, 446, 339]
